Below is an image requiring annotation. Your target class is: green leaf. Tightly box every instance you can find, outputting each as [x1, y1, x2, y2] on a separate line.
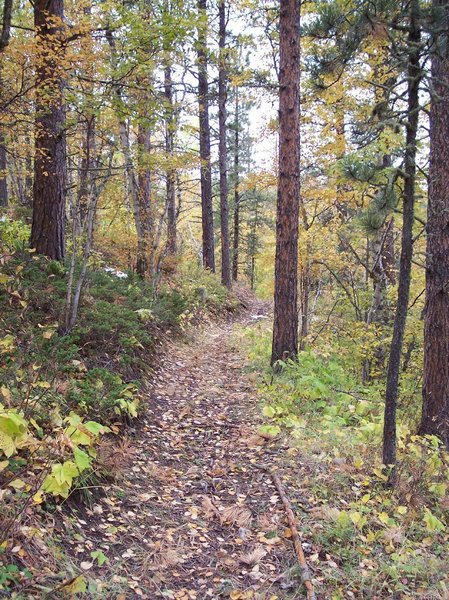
[91, 550, 108, 566]
[74, 447, 91, 473]
[0, 431, 16, 457]
[262, 405, 276, 418]
[60, 461, 79, 484]
[423, 508, 445, 533]
[84, 421, 109, 436]
[67, 426, 92, 446]
[258, 424, 281, 437]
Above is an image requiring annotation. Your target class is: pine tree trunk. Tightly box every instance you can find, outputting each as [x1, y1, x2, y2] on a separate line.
[382, 0, 421, 473]
[0, 0, 12, 208]
[420, 0, 449, 446]
[197, 0, 215, 272]
[271, 0, 301, 365]
[164, 58, 176, 255]
[218, 0, 231, 288]
[31, 0, 66, 261]
[232, 87, 240, 282]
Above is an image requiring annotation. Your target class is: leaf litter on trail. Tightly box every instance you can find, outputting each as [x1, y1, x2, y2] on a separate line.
[18, 303, 310, 599]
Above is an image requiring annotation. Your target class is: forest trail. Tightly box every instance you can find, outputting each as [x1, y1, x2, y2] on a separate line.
[59, 300, 309, 600]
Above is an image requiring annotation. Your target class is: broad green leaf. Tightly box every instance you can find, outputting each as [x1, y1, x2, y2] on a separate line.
[0, 431, 16, 457]
[91, 550, 108, 566]
[423, 508, 445, 533]
[262, 405, 276, 418]
[74, 447, 91, 473]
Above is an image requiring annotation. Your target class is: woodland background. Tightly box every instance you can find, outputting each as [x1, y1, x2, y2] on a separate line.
[1, 0, 449, 598]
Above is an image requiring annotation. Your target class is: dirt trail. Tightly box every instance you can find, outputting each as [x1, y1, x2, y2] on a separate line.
[60, 301, 308, 599]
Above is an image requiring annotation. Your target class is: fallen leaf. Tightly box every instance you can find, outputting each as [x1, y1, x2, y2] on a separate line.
[220, 505, 252, 528]
[239, 545, 267, 565]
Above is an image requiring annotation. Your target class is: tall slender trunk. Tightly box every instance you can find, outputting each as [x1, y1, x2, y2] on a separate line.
[232, 87, 240, 281]
[164, 63, 177, 255]
[0, 0, 13, 208]
[24, 135, 33, 206]
[218, 0, 231, 287]
[60, 116, 99, 335]
[0, 141, 6, 207]
[249, 204, 259, 291]
[382, 0, 421, 474]
[137, 121, 154, 277]
[299, 259, 310, 348]
[299, 201, 310, 349]
[420, 0, 449, 446]
[31, 0, 66, 260]
[78, 117, 95, 227]
[271, 0, 301, 365]
[197, 0, 215, 271]
[107, 29, 153, 277]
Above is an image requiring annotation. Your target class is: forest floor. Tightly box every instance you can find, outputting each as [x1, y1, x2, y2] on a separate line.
[43, 297, 313, 599]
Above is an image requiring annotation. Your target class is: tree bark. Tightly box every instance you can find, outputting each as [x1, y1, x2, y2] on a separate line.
[271, 0, 301, 365]
[0, 0, 12, 52]
[218, 0, 231, 288]
[197, 0, 215, 271]
[77, 116, 95, 227]
[420, 0, 449, 446]
[232, 87, 240, 281]
[164, 62, 177, 256]
[31, 0, 66, 261]
[0, 0, 13, 208]
[382, 0, 421, 474]
[0, 140, 6, 208]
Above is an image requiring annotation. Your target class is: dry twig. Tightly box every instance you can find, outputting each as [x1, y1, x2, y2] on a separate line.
[270, 470, 316, 600]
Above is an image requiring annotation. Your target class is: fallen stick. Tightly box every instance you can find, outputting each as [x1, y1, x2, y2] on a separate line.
[270, 471, 316, 600]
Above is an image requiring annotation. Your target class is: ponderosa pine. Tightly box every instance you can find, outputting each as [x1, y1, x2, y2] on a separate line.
[31, 0, 66, 260]
[197, 0, 215, 272]
[218, 0, 231, 288]
[419, 0, 449, 446]
[0, 0, 13, 208]
[382, 0, 421, 474]
[271, 0, 301, 365]
[232, 87, 240, 282]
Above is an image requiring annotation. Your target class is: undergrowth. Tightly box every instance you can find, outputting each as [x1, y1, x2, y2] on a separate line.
[243, 322, 449, 600]
[0, 229, 237, 594]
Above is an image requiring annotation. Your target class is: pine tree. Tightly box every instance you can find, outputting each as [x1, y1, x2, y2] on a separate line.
[420, 0, 449, 447]
[218, 0, 231, 288]
[31, 0, 67, 260]
[271, 0, 301, 365]
[0, 0, 13, 208]
[197, 0, 215, 272]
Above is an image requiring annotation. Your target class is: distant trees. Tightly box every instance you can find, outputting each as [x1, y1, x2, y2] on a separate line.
[0, 0, 274, 290]
[271, 0, 301, 365]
